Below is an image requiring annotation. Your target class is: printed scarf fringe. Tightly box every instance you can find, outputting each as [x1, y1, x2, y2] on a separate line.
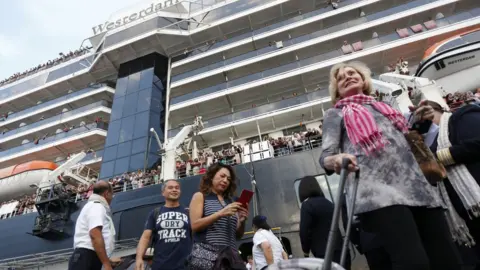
[438, 181, 475, 247]
[438, 113, 480, 218]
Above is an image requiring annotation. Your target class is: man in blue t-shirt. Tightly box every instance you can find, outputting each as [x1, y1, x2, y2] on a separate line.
[135, 180, 192, 270]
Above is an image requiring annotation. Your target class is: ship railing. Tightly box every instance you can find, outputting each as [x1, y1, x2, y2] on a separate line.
[0, 137, 322, 212]
[271, 136, 322, 158]
[0, 238, 139, 269]
[175, 136, 322, 179]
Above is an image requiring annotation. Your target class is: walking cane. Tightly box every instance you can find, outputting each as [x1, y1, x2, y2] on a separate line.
[322, 158, 360, 270]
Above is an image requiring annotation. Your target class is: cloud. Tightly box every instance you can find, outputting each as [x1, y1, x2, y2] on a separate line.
[0, 35, 22, 58]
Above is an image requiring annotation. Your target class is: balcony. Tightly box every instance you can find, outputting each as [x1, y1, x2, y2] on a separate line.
[0, 85, 114, 130]
[167, 5, 480, 124]
[169, 0, 460, 95]
[171, 0, 373, 73]
[0, 122, 108, 168]
[0, 55, 98, 107]
[168, 91, 331, 150]
[198, 95, 329, 146]
[0, 100, 110, 149]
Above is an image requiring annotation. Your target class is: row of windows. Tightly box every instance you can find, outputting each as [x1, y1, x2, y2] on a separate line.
[293, 174, 341, 207]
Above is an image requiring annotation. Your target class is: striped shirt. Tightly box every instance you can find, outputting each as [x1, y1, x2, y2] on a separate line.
[194, 193, 238, 249]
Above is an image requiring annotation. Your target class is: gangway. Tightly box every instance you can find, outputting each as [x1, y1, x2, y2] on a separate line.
[62, 164, 98, 187]
[37, 152, 87, 193]
[151, 116, 204, 181]
[0, 238, 140, 270]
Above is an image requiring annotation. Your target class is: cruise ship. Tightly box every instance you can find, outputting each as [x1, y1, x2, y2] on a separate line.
[0, 0, 479, 269]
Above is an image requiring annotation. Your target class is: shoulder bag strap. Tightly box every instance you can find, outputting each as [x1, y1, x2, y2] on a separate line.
[226, 198, 233, 244]
[148, 206, 162, 248]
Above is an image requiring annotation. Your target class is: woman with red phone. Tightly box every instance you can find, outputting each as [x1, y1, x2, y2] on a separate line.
[188, 163, 249, 269]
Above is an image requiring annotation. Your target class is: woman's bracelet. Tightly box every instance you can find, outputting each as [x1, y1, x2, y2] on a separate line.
[437, 148, 455, 166]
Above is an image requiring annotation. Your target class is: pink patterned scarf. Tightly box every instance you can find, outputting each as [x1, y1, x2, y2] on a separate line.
[335, 94, 408, 155]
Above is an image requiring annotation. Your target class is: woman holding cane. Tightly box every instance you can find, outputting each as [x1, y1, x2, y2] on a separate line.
[319, 61, 461, 270]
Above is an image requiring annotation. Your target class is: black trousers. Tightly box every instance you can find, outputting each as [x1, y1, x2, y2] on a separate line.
[359, 205, 462, 270]
[68, 248, 102, 270]
[364, 247, 391, 270]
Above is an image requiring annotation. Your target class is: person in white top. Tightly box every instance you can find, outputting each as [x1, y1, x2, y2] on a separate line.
[251, 215, 288, 270]
[246, 255, 254, 270]
[68, 181, 117, 270]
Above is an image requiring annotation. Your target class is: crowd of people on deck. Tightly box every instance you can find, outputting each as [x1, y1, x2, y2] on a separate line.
[0, 194, 37, 218]
[175, 129, 323, 178]
[0, 46, 93, 87]
[1, 54, 480, 269]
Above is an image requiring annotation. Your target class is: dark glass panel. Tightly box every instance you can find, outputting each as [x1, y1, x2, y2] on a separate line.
[117, 140, 133, 159]
[114, 157, 131, 176]
[118, 115, 135, 143]
[104, 120, 121, 147]
[103, 145, 118, 162]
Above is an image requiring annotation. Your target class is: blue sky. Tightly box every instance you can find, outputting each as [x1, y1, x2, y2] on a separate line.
[0, 0, 137, 80]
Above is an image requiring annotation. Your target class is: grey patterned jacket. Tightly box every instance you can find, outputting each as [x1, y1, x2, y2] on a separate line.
[319, 104, 443, 215]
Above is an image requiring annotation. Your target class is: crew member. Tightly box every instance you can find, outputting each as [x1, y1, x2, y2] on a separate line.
[69, 181, 116, 270]
[135, 179, 192, 270]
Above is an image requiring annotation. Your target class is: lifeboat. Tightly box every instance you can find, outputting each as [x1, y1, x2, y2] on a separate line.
[0, 161, 58, 202]
[415, 27, 480, 94]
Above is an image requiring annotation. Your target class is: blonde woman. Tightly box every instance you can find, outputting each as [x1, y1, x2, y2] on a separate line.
[319, 61, 461, 270]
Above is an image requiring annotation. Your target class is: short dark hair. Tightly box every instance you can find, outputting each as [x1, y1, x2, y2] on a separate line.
[162, 179, 180, 192]
[252, 215, 271, 230]
[298, 176, 324, 203]
[93, 181, 112, 195]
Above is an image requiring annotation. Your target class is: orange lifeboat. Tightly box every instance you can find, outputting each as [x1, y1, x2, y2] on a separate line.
[0, 161, 58, 202]
[415, 27, 480, 94]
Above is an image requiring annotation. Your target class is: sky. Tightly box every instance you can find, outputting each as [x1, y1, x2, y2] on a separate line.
[0, 0, 139, 80]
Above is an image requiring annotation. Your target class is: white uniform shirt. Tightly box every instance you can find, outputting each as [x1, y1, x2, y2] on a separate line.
[73, 201, 114, 256]
[252, 229, 284, 270]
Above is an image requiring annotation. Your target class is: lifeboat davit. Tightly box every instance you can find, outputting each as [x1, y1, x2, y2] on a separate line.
[415, 27, 480, 94]
[0, 161, 58, 202]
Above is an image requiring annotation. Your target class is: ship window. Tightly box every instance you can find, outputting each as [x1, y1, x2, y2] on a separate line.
[244, 133, 269, 143]
[293, 174, 341, 208]
[282, 125, 307, 136]
[212, 142, 232, 152]
[462, 31, 480, 44]
[436, 38, 467, 54]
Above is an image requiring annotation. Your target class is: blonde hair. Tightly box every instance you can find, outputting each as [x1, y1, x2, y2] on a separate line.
[328, 61, 373, 105]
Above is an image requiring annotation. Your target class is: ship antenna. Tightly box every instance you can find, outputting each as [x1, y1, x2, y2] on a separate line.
[248, 142, 259, 216]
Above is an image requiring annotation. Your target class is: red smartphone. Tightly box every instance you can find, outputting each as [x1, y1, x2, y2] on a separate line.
[237, 189, 254, 208]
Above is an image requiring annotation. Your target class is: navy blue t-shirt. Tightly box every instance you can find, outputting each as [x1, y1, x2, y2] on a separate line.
[145, 206, 192, 270]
